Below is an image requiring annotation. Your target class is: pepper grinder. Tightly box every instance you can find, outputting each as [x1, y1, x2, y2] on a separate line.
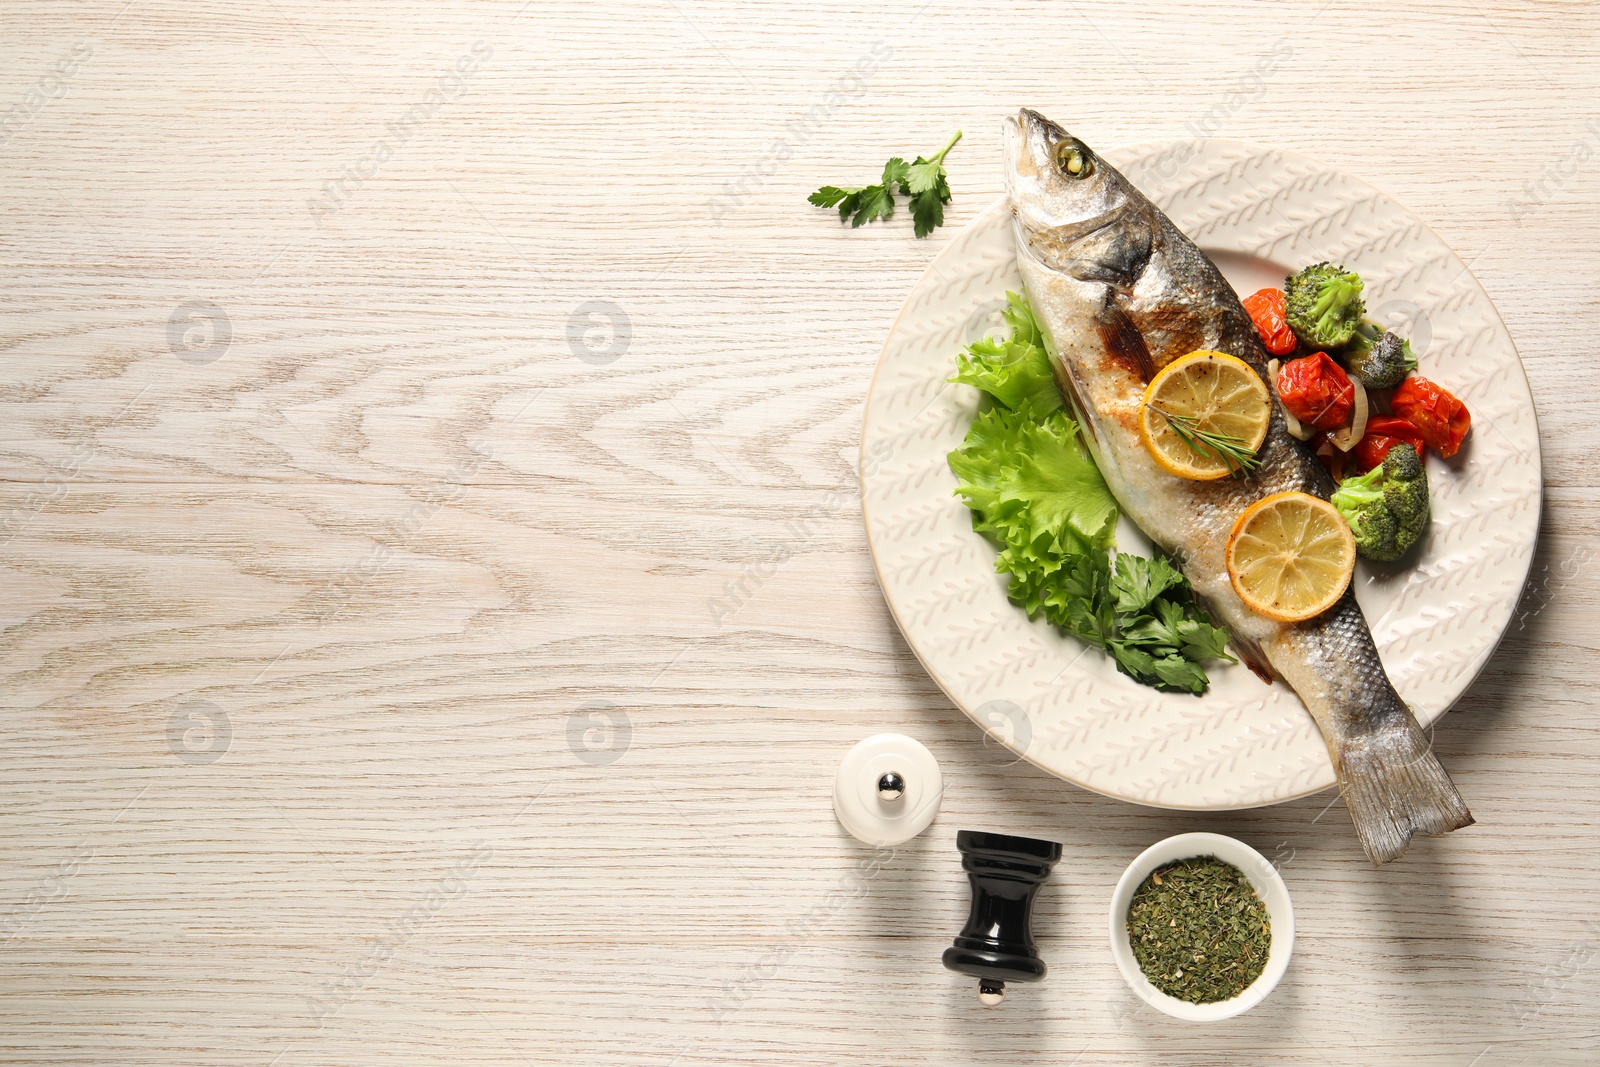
[942, 830, 1063, 1005]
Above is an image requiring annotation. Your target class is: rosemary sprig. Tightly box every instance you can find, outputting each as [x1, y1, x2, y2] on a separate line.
[1153, 407, 1261, 477]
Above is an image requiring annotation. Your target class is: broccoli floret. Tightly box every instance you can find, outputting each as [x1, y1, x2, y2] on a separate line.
[1285, 263, 1365, 350]
[1345, 330, 1419, 389]
[1331, 443, 1429, 562]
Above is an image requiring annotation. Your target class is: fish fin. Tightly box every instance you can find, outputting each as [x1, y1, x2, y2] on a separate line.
[1096, 300, 1155, 382]
[1230, 633, 1275, 683]
[1048, 357, 1099, 445]
[1336, 711, 1474, 865]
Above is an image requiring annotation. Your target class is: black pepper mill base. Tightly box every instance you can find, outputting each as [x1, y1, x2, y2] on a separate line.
[941, 830, 1063, 1005]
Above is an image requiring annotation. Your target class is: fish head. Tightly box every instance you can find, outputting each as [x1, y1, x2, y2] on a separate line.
[1004, 109, 1152, 285]
[1004, 109, 1125, 233]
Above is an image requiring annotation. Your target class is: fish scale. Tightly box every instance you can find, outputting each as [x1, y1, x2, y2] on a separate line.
[1004, 108, 1472, 864]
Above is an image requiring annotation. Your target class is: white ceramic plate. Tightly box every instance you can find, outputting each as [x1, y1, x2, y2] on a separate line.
[860, 139, 1541, 810]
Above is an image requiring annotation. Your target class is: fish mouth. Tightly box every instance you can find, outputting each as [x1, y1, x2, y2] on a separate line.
[1002, 110, 1051, 195]
[1002, 112, 1025, 194]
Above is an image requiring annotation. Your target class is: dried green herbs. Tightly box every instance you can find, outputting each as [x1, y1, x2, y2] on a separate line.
[1126, 855, 1270, 1003]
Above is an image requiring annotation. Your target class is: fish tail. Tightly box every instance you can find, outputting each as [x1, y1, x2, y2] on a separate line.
[1335, 708, 1474, 865]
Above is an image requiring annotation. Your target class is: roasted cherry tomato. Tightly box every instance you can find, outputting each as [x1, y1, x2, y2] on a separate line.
[1351, 415, 1428, 472]
[1243, 288, 1298, 356]
[1391, 375, 1471, 458]
[1276, 352, 1355, 431]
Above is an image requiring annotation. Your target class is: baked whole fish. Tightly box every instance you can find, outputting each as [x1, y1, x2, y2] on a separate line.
[1004, 108, 1472, 864]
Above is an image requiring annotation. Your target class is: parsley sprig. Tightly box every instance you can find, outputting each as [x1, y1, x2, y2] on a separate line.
[808, 130, 962, 237]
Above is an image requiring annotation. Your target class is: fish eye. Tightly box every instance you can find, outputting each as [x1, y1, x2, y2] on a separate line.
[1054, 140, 1093, 179]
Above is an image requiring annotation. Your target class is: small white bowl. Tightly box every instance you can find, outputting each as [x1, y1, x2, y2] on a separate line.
[1107, 832, 1294, 1021]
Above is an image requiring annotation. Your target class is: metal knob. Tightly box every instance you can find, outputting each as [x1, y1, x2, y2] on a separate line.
[832, 734, 942, 847]
[977, 979, 1006, 1007]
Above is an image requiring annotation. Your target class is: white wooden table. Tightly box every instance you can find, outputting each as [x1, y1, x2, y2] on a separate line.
[3, 2, 1598, 1063]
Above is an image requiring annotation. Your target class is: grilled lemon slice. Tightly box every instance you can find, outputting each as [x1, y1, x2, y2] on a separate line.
[1140, 350, 1271, 481]
[1226, 492, 1356, 622]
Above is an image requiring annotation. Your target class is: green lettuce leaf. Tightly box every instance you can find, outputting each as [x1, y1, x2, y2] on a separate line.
[948, 407, 1021, 523]
[949, 292, 1060, 414]
[992, 413, 1117, 548]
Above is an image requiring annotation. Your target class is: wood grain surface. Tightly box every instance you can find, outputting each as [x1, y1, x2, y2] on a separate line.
[3, 1, 1598, 1064]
